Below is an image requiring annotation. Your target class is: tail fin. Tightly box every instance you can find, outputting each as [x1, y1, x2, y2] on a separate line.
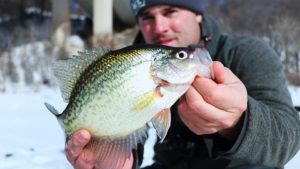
[44, 102, 60, 117]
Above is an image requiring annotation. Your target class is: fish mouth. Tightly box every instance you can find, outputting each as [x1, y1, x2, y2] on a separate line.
[153, 77, 191, 87]
[154, 77, 169, 86]
[153, 76, 192, 96]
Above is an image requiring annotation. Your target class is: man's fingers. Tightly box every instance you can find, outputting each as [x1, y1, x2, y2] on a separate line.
[75, 151, 133, 169]
[123, 153, 135, 169]
[181, 84, 230, 122]
[74, 150, 95, 169]
[184, 84, 222, 120]
[178, 93, 223, 135]
[65, 129, 91, 164]
[183, 85, 205, 110]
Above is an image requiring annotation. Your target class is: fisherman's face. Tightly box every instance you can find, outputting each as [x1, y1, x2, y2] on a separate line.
[138, 5, 202, 47]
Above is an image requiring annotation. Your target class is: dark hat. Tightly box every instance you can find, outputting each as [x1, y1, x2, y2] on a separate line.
[130, 0, 205, 18]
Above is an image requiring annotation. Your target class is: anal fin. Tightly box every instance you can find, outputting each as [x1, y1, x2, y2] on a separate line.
[84, 125, 149, 169]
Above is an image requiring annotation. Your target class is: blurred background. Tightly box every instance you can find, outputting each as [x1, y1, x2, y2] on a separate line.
[0, 0, 300, 91]
[0, 0, 299, 168]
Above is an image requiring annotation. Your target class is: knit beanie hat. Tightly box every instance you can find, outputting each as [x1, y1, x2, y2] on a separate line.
[130, 0, 205, 18]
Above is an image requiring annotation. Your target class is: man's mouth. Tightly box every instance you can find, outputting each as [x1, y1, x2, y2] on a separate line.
[157, 38, 174, 45]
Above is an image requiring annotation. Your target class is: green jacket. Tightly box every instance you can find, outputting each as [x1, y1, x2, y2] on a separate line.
[134, 14, 300, 169]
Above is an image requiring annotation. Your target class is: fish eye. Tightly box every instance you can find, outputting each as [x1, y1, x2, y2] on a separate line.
[176, 51, 188, 60]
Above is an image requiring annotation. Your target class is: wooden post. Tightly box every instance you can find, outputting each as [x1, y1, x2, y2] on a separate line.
[52, 0, 70, 28]
[296, 52, 300, 74]
[93, 0, 113, 35]
[51, 0, 71, 48]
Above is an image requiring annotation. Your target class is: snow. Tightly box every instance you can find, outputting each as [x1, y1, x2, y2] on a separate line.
[0, 87, 71, 169]
[285, 86, 300, 169]
[0, 85, 299, 169]
[0, 86, 157, 169]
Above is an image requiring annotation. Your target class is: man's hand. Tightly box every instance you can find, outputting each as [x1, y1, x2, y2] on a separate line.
[178, 61, 247, 141]
[65, 129, 134, 169]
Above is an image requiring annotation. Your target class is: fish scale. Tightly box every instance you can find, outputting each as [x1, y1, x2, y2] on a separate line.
[61, 49, 153, 135]
[45, 44, 213, 169]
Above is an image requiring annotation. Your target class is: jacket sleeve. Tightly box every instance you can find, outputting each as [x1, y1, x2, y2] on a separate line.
[215, 38, 300, 167]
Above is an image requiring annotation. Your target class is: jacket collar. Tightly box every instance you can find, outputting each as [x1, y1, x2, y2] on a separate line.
[200, 14, 222, 60]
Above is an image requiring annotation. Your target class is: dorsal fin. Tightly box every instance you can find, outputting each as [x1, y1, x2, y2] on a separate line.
[52, 48, 110, 102]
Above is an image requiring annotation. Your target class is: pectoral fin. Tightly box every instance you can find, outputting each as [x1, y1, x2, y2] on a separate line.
[151, 108, 171, 141]
[133, 88, 163, 111]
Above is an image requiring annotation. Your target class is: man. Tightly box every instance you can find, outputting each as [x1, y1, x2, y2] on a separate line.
[65, 0, 300, 168]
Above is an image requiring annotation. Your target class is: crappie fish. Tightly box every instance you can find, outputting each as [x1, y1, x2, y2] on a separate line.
[45, 44, 213, 169]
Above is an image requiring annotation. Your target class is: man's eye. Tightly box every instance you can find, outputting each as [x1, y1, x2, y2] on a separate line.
[165, 9, 177, 16]
[140, 15, 153, 21]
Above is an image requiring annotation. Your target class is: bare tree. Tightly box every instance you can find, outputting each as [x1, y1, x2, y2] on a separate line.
[206, 0, 300, 82]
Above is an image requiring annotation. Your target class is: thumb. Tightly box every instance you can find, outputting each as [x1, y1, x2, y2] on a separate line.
[212, 61, 226, 84]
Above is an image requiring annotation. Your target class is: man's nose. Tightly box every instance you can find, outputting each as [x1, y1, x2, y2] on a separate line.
[153, 16, 168, 34]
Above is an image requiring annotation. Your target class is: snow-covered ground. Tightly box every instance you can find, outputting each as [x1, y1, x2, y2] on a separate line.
[0, 86, 157, 169]
[0, 85, 299, 169]
[285, 86, 300, 169]
[0, 87, 71, 169]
